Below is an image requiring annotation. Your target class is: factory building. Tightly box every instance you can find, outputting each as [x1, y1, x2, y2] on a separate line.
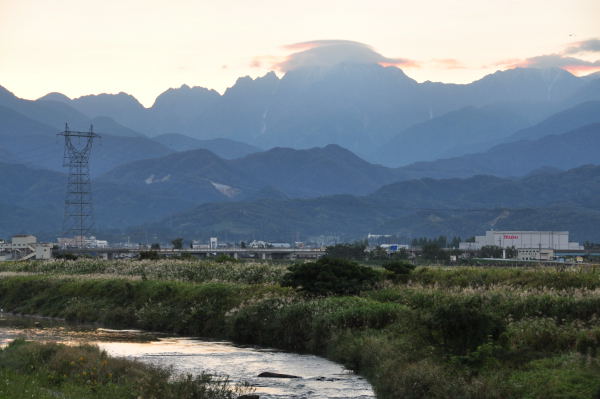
[0, 235, 53, 261]
[459, 231, 583, 251]
[517, 248, 555, 261]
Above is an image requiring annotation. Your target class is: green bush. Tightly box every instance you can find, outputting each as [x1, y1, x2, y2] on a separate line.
[325, 242, 367, 260]
[281, 257, 381, 295]
[213, 254, 236, 263]
[508, 354, 600, 399]
[139, 251, 159, 260]
[383, 260, 415, 282]
[421, 299, 506, 355]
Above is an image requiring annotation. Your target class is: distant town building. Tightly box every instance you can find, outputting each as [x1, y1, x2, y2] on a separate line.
[57, 236, 108, 248]
[459, 231, 583, 251]
[249, 240, 269, 248]
[367, 233, 392, 240]
[380, 244, 410, 253]
[270, 243, 291, 249]
[517, 248, 555, 261]
[0, 235, 53, 261]
[192, 240, 210, 249]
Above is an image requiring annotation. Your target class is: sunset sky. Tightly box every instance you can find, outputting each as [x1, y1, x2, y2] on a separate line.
[1, 0, 599, 106]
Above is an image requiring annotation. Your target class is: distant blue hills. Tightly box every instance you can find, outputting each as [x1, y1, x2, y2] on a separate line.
[1, 64, 600, 241]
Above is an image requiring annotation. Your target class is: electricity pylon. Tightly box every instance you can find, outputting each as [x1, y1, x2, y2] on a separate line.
[59, 123, 100, 247]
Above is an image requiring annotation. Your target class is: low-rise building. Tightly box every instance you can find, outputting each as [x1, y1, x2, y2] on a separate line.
[0, 235, 53, 260]
[57, 236, 108, 248]
[380, 244, 410, 253]
[517, 248, 555, 261]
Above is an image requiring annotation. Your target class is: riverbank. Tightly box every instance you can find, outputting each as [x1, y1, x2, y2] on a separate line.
[0, 339, 250, 399]
[1, 261, 600, 398]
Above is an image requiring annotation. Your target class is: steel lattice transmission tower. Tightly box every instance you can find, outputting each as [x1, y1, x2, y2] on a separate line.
[59, 123, 100, 247]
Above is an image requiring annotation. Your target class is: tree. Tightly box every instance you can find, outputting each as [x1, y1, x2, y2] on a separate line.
[449, 236, 461, 249]
[139, 251, 159, 260]
[412, 236, 448, 248]
[391, 248, 409, 260]
[368, 246, 389, 260]
[421, 243, 449, 263]
[150, 243, 160, 250]
[171, 238, 183, 250]
[383, 260, 415, 282]
[281, 257, 381, 295]
[478, 245, 502, 258]
[383, 260, 415, 275]
[325, 241, 367, 260]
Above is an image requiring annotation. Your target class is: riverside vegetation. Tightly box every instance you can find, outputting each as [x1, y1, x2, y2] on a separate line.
[0, 339, 252, 399]
[1, 258, 600, 398]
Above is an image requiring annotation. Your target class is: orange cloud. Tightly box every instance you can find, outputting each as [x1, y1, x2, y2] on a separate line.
[250, 55, 285, 69]
[432, 58, 465, 69]
[562, 65, 600, 76]
[379, 59, 420, 68]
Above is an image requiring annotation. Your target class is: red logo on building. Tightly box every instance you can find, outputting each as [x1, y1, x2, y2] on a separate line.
[503, 235, 519, 239]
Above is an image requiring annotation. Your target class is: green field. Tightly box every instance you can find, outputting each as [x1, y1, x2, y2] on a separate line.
[1, 259, 600, 398]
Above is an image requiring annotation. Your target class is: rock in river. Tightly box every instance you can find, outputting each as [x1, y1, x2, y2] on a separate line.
[257, 371, 300, 379]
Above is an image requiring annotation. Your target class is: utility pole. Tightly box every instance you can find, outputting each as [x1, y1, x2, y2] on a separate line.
[59, 123, 100, 248]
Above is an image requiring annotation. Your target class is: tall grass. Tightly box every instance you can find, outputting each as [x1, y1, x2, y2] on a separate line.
[2, 263, 600, 398]
[0, 259, 287, 284]
[0, 339, 252, 399]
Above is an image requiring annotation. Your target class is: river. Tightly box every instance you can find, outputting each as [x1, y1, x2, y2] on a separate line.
[0, 313, 375, 399]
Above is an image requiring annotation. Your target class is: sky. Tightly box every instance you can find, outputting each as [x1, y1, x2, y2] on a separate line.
[1, 0, 599, 107]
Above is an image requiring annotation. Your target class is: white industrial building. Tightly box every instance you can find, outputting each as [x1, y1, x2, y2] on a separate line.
[57, 236, 108, 248]
[459, 231, 583, 251]
[517, 248, 555, 261]
[0, 235, 53, 261]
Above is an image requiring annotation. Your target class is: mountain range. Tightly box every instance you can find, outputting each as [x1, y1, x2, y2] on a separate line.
[16, 65, 600, 162]
[1, 63, 600, 242]
[127, 164, 600, 243]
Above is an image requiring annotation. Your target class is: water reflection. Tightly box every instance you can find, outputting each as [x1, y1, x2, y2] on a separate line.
[0, 314, 375, 399]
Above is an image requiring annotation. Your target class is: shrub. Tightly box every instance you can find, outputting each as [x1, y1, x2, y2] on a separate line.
[508, 354, 600, 399]
[139, 251, 160, 260]
[325, 242, 367, 260]
[281, 257, 381, 295]
[383, 261, 415, 282]
[213, 254, 236, 263]
[54, 252, 78, 260]
[421, 299, 506, 355]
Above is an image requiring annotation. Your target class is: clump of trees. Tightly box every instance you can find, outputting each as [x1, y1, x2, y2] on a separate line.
[476, 246, 517, 259]
[411, 236, 461, 249]
[281, 257, 380, 295]
[325, 241, 367, 260]
[139, 251, 160, 260]
[171, 238, 183, 249]
[421, 242, 450, 262]
[382, 260, 415, 282]
[54, 252, 78, 260]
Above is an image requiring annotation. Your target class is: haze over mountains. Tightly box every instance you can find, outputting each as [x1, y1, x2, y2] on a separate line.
[15, 64, 600, 162]
[1, 62, 600, 242]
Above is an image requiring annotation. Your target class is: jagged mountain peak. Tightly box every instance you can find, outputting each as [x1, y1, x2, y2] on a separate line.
[152, 84, 220, 108]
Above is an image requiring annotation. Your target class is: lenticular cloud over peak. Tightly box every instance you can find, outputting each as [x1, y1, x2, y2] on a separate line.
[275, 40, 417, 72]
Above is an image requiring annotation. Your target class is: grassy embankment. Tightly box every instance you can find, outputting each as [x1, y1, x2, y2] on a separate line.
[1, 259, 600, 398]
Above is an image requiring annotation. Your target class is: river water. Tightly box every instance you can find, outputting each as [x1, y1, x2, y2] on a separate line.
[0, 314, 375, 399]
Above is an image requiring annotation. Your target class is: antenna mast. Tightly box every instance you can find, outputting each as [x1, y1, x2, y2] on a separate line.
[58, 123, 100, 248]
